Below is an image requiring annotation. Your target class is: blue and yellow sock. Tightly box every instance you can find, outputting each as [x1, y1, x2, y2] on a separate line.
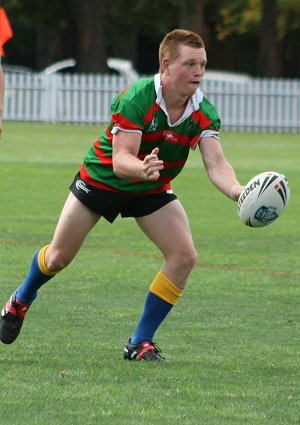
[16, 245, 59, 304]
[130, 271, 183, 345]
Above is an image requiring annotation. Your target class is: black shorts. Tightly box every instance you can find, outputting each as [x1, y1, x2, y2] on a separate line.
[69, 173, 177, 223]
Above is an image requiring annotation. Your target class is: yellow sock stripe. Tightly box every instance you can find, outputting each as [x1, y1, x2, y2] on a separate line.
[37, 245, 58, 276]
[149, 271, 183, 306]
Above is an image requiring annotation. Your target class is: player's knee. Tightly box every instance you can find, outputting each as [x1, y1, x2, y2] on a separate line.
[46, 249, 72, 272]
[177, 248, 198, 273]
[188, 248, 198, 270]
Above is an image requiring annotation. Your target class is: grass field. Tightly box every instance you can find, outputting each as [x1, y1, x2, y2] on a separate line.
[0, 122, 299, 424]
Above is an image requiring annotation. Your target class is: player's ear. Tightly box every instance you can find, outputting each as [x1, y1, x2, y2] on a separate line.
[161, 58, 170, 75]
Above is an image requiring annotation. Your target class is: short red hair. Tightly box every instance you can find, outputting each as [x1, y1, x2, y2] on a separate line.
[159, 29, 205, 73]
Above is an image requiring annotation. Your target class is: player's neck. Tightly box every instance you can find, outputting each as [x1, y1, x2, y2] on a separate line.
[163, 90, 188, 124]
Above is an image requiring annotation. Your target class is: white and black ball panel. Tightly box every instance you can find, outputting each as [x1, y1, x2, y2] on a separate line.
[238, 171, 290, 227]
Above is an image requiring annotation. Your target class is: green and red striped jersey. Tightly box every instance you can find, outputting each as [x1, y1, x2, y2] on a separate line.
[80, 74, 220, 194]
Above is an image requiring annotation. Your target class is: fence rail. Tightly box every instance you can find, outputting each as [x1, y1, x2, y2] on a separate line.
[4, 72, 300, 132]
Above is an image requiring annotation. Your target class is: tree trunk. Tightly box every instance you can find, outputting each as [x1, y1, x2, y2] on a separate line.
[256, 0, 282, 77]
[68, 0, 108, 73]
[178, 0, 211, 48]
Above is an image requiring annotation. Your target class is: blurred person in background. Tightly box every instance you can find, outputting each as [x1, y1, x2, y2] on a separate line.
[0, 62, 4, 136]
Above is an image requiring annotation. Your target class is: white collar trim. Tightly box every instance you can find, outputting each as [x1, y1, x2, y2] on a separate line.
[154, 73, 204, 126]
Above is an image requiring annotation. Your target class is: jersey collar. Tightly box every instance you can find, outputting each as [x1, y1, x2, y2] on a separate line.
[154, 73, 204, 126]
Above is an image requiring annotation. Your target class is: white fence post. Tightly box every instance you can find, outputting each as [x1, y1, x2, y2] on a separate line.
[41, 74, 60, 122]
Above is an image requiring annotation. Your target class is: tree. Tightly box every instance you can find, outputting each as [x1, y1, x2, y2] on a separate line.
[178, 0, 211, 46]
[67, 0, 108, 73]
[3, 0, 300, 77]
[256, 0, 281, 76]
[207, 0, 300, 77]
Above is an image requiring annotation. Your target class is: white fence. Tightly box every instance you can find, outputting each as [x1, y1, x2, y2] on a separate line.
[3, 72, 300, 132]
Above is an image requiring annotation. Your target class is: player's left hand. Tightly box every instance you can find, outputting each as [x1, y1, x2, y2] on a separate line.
[230, 184, 244, 201]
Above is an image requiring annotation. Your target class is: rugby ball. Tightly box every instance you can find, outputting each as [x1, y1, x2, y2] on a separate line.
[237, 171, 290, 227]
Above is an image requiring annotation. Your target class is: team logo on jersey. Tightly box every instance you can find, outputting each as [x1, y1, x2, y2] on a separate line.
[148, 118, 158, 132]
[76, 180, 90, 193]
[162, 130, 178, 143]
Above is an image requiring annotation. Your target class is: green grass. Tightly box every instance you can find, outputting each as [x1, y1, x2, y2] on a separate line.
[0, 122, 299, 424]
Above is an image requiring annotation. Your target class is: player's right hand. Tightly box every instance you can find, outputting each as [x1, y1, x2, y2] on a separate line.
[142, 147, 164, 181]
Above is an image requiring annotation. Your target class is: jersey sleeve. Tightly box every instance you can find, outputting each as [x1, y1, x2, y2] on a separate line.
[190, 99, 221, 150]
[111, 99, 144, 134]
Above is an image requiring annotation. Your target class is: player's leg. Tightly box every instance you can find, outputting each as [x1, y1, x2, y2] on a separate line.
[124, 199, 197, 361]
[45, 192, 101, 271]
[19, 192, 100, 300]
[136, 199, 198, 289]
[0, 193, 100, 344]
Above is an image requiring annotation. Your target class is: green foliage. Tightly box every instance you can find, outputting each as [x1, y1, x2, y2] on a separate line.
[0, 123, 299, 424]
[277, 0, 300, 37]
[5, 0, 69, 25]
[212, 0, 261, 40]
[210, 0, 300, 40]
[5, 0, 300, 66]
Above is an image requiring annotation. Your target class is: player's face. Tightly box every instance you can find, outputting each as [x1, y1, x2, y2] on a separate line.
[168, 45, 207, 97]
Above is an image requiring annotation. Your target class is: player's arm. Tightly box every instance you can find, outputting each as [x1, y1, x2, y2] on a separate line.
[0, 64, 4, 136]
[199, 136, 243, 201]
[112, 130, 164, 181]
